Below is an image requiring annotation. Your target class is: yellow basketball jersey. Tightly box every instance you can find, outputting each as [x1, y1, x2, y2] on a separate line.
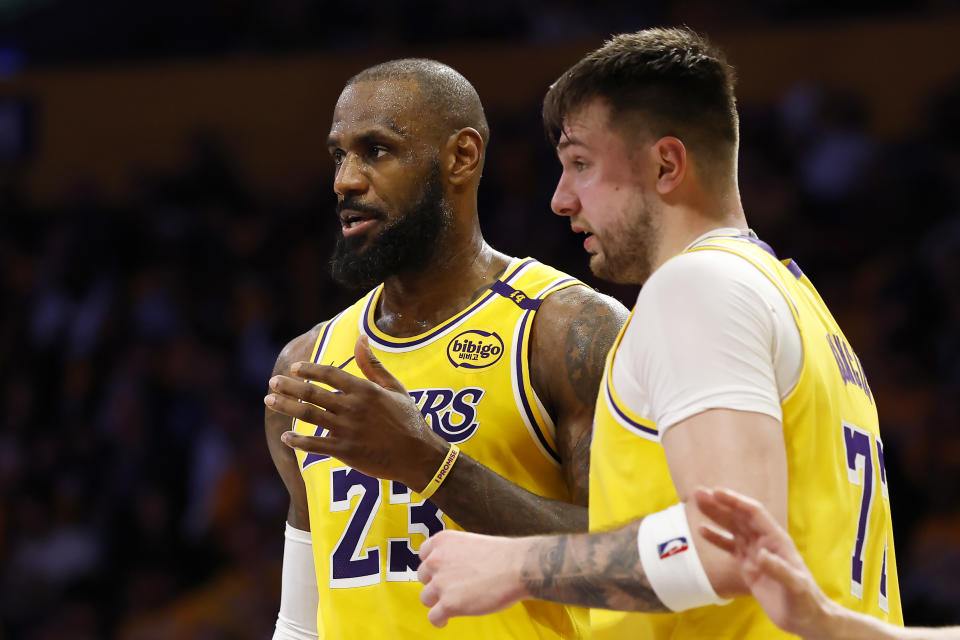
[294, 257, 590, 639]
[589, 234, 902, 639]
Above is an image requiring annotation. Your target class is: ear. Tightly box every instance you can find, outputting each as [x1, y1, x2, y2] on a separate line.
[445, 128, 484, 186]
[652, 136, 687, 196]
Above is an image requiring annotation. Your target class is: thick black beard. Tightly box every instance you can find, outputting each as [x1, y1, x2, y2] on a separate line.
[329, 165, 451, 292]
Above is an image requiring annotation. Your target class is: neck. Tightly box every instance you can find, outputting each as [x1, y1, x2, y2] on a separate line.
[650, 188, 747, 276]
[376, 222, 510, 338]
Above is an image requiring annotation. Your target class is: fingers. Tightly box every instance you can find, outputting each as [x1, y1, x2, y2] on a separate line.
[419, 582, 438, 606]
[418, 533, 451, 627]
[417, 549, 435, 587]
[280, 430, 340, 456]
[419, 535, 436, 563]
[290, 361, 371, 394]
[694, 488, 743, 538]
[756, 547, 805, 589]
[427, 603, 449, 628]
[267, 375, 346, 413]
[711, 487, 779, 539]
[354, 335, 406, 392]
[264, 390, 346, 432]
[700, 523, 737, 555]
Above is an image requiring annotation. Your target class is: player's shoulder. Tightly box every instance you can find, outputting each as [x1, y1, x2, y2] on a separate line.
[642, 247, 767, 306]
[537, 283, 628, 324]
[273, 322, 326, 376]
[530, 283, 629, 359]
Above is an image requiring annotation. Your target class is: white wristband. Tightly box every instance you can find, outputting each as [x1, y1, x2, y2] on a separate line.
[274, 522, 319, 640]
[637, 503, 731, 612]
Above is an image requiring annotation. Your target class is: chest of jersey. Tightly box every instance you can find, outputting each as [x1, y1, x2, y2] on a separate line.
[294, 258, 588, 638]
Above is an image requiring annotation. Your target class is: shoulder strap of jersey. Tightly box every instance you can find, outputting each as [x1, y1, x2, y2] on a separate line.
[497, 259, 589, 466]
[309, 306, 355, 366]
[686, 236, 803, 330]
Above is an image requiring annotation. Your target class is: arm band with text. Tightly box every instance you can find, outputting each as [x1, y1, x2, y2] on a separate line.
[418, 443, 460, 500]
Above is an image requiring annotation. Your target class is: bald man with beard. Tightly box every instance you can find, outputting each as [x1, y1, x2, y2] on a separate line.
[263, 59, 627, 639]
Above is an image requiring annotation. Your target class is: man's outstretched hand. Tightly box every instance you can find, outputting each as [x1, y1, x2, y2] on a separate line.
[695, 487, 837, 639]
[265, 335, 448, 491]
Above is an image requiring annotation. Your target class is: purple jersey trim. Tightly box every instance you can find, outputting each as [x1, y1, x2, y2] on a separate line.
[335, 356, 355, 370]
[362, 258, 538, 349]
[312, 323, 332, 363]
[490, 280, 542, 310]
[515, 307, 561, 463]
[545, 277, 577, 292]
[737, 234, 803, 280]
[605, 376, 658, 438]
[783, 259, 803, 279]
[312, 312, 346, 363]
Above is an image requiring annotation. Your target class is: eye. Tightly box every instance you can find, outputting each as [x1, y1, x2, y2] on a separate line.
[369, 145, 389, 160]
[331, 149, 345, 166]
[573, 158, 588, 172]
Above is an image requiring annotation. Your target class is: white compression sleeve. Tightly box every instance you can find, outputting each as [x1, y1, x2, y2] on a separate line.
[273, 522, 319, 640]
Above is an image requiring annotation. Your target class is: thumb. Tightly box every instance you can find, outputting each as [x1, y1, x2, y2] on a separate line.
[355, 335, 405, 391]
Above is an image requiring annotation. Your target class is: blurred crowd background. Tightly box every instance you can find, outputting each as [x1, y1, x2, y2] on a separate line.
[2, 1, 960, 638]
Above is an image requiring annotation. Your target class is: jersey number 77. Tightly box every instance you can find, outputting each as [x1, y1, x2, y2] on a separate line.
[842, 421, 890, 613]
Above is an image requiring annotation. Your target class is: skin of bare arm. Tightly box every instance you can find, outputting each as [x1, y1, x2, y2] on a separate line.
[697, 487, 960, 640]
[265, 326, 323, 531]
[417, 408, 788, 626]
[265, 286, 627, 535]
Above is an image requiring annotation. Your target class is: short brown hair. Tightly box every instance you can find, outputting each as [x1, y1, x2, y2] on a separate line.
[544, 28, 738, 169]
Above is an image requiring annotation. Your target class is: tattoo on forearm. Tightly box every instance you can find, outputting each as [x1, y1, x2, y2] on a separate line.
[520, 525, 669, 612]
[564, 298, 620, 407]
[429, 454, 588, 535]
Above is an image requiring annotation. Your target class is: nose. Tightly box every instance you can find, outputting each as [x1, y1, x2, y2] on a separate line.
[333, 153, 367, 198]
[550, 172, 580, 217]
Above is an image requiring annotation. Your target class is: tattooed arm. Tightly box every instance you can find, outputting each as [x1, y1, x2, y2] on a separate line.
[530, 286, 628, 506]
[417, 521, 663, 628]
[520, 522, 662, 611]
[421, 285, 627, 534]
[418, 409, 789, 626]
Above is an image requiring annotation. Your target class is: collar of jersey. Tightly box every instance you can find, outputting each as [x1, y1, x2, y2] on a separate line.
[360, 256, 537, 350]
[682, 226, 755, 252]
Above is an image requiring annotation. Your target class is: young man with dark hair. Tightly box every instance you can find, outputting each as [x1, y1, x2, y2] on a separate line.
[263, 58, 626, 639]
[417, 28, 903, 639]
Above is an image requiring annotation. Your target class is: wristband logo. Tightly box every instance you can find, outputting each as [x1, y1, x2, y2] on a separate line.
[657, 537, 689, 559]
[447, 330, 505, 369]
